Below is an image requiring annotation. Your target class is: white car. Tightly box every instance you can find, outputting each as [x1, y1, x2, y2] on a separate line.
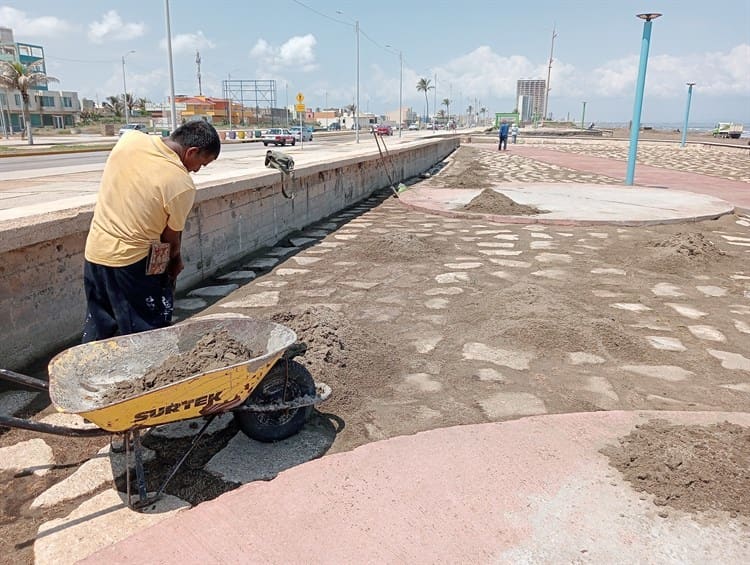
[118, 123, 148, 136]
[289, 126, 313, 142]
[408, 123, 419, 131]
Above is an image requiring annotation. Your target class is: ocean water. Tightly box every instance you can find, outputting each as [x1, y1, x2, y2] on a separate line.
[598, 121, 748, 137]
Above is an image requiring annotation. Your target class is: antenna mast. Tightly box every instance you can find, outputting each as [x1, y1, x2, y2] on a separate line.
[543, 24, 557, 122]
[196, 50, 202, 96]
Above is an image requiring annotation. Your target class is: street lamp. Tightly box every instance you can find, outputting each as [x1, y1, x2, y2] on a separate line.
[680, 82, 695, 148]
[386, 45, 403, 138]
[121, 50, 135, 124]
[625, 12, 662, 186]
[580, 101, 587, 130]
[337, 11, 360, 143]
[164, 0, 177, 131]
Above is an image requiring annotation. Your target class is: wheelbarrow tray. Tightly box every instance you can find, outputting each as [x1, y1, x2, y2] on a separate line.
[47, 315, 296, 433]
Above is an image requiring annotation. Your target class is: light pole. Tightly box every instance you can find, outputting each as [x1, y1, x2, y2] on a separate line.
[580, 101, 587, 130]
[625, 12, 661, 186]
[337, 11, 360, 143]
[121, 50, 135, 124]
[386, 45, 403, 138]
[164, 0, 177, 131]
[680, 82, 695, 148]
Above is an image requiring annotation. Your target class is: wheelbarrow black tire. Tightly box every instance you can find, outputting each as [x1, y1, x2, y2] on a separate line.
[235, 360, 315, 443]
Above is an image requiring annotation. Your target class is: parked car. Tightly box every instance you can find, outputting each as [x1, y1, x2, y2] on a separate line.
[327, 122, 341, 131]
[262, 128, 296, 146]
[289, 126, 313, 142]
[118, 123, 148, 136]
[407, 123, 419, 131]
[375, 124, 393, 136]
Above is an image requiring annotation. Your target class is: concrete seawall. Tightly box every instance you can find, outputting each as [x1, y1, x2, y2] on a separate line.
[1, 137, 459, 370]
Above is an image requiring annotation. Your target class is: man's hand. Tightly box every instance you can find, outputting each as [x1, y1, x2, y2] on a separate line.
[167, 254, 184, 282]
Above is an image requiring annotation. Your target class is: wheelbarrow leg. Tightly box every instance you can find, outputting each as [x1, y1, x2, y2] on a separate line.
[132, 430, 148, 503]
[127, 415, 217, 510]
[152, 415, 217, 501]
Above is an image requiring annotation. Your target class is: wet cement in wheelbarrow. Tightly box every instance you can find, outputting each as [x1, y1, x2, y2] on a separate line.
[99, 330, 262, 405]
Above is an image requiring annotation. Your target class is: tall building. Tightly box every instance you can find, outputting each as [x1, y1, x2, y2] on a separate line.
[0, 26, 81, 132]
[516, 79, 546, 123]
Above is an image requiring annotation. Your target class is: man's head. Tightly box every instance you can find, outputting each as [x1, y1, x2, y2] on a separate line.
[168, 120, 221, 172]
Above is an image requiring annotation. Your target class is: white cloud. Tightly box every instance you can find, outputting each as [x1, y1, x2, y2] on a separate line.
[250, 34, 318, 73]
[88, 10, 145, 44]
[0, 6, 73, 37]
[160, 31, 216, 55]
[591, 43, 750, 98]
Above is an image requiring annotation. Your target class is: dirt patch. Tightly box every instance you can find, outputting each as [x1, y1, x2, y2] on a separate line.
[603, 420, 750, 518]
[427, 146, 494, 189]
[358, 231, 444, 262]
[269, 305, 400, 447]
[463, 189, 545, 216]
[648, 232, 726, 259]
[625, 230, 734, 274]
[99, 330, 261, 405]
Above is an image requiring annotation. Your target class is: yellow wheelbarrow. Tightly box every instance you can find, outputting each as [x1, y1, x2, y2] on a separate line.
[0, 315, 331, 509]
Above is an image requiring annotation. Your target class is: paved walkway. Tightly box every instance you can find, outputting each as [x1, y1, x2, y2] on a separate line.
[2, 135, 749, 564]
[513, 143, 750, 212]
[84, 410, 750, 564]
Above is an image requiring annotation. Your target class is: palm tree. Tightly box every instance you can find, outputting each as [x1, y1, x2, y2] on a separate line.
[442, 98, 450, 122]
[0, 60, 58, 145]
[480, 107, 487, 126]
[466, 105, 473, 126]
[136, 97, 149, 115]
[102, 95, 123, 118]
[123, 92, 136, 119]
[416, 78, 433, 123]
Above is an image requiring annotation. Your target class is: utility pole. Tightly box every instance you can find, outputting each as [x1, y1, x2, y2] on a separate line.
[164, 0, 177, 131]
[543, 24, 557, 123]
[196, 51, 202, 96]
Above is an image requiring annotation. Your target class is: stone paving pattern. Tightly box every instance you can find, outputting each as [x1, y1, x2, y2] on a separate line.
[1, 137, 749, 564]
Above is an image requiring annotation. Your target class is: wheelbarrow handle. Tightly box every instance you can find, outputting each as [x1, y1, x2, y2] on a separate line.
[0, 414, 109, 437]
[0, 369, 49, 391]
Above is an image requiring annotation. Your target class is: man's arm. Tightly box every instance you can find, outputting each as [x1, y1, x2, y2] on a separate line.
[161, 225, 183, 281]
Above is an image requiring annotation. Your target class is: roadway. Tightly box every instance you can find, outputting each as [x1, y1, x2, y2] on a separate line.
[0, 129, 459, 212]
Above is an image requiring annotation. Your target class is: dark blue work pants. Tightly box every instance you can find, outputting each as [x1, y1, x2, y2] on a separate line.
[82, 257, 174, 343]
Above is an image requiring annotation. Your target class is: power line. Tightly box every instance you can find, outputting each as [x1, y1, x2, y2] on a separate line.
[290, 0, 349, 26]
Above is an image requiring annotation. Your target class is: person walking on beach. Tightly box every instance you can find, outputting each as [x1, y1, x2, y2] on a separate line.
[498, 120, 510, 150]
[510, 122, 519, 144]
[82, 120, 221, 343]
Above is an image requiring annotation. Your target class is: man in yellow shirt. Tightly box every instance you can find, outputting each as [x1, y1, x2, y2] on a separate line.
[82, 120, 221, 342]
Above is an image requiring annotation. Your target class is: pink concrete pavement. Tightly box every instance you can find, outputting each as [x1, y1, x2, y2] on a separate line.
[84, 411, 750, 564]
[512, 144, 750, 213]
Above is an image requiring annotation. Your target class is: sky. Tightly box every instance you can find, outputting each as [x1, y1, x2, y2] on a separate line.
[1, 0, 749, 125]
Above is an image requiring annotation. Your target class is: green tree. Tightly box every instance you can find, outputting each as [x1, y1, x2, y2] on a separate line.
[0, 60, 58, 145]
[102, 95, 123, 118]
[442, 98, 450, 122]
[136, 97, 150, 115]
[416, 77, 433, 123]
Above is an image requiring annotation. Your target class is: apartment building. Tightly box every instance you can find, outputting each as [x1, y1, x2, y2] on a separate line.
[516, 79, 546, 123]
[0, 26, 81, 132]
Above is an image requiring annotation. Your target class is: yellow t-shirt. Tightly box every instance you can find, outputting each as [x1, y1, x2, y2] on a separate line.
[85, 132, 196, 267]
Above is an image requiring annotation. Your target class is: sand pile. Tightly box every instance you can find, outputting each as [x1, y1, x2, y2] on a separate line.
[357, 231, 444, 262]
[647, 232, 726, 259]
[602, 420, 750, 518]
[463, 189, 544, 216]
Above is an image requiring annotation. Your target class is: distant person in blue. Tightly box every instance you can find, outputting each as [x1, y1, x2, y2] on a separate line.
[498, 120, 510, 150]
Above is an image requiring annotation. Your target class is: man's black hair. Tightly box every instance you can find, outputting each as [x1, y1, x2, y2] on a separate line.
[170, 120, 221, 158]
